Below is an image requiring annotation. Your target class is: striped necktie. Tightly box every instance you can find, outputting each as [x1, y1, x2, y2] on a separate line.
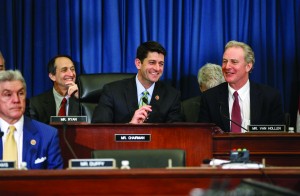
[139, 91, 149, 108]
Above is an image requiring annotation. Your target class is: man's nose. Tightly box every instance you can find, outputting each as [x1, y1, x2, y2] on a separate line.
[12, 94, 21, 102]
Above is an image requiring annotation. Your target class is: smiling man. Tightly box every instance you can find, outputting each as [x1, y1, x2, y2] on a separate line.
[92, 41, 182, 123]
[0, 70, 63, 169]
[199, 40, 284, 132]
[29, 55, 80, 124]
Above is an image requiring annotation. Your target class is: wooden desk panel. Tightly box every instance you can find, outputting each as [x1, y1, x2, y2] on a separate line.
[54, 123, 217, 168]
[213, 133, 300, 166]
[0, 168, 299, 195]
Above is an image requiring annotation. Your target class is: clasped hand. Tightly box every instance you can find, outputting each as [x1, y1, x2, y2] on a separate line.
[129, 105, 152, 124]
[66, 82, 79, 98]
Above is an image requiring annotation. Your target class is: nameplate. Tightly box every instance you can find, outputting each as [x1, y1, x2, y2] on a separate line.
[115, 134, 151, 142]
[68, 159, 116, 169]
[0, 161, 16, 169]
[248, 125, 285, 132]
[50, 116, 87, 123]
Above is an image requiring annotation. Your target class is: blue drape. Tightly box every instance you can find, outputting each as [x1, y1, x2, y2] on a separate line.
[0, 0, 299, 123]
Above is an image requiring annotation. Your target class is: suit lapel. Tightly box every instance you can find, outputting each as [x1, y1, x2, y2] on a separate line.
[250, 82, 262, 124]
[148, 82, 163, 122]
[44, 91, 56, 117]
[125, 78, 139, 115]
[218, 83, 230, 131]
[22, 117, 39, 168]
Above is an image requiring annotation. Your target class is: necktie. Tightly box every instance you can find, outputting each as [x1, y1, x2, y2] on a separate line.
[58, 98, 67, 116]
[139, 91, 149, 108]
[231, 91, 242, 132]
[3, 126, 18, 163]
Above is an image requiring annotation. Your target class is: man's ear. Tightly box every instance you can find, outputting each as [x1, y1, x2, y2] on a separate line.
[49, 73, 56, 82]
[246, 63, 253, 73]
[135, 58, 142, 70]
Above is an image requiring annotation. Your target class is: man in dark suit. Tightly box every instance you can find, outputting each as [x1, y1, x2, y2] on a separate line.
[0, 70, 63, 169]
[29, 55, 80, 124]
[181, 63, 224, 122]
[92, 41, 182, 123]
[199, 40, 284, 132]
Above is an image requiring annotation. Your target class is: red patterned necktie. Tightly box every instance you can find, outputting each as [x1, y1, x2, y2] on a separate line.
[231, 91, 241, 132]
[58, 98, 67, 116]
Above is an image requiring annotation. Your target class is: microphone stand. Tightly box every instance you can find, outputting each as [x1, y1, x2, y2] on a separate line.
[219, 102, 248, 132]
[62, 122, 78, 159]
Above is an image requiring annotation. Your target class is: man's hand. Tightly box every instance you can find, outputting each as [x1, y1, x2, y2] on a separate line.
[66, 82, 79, 98]
[129, 105, 152, 124]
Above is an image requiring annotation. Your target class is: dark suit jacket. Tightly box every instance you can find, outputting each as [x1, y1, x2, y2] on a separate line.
[92, 77, 183, 123]
[181, 96, 201, 122]
[29, 90, 80, 124]
[199, 82, 284, 132]
[0, 116, 63, 169]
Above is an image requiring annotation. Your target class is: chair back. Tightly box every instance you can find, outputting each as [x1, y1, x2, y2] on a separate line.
[91, 149, 186, 168]
[77, 73, 135, 122]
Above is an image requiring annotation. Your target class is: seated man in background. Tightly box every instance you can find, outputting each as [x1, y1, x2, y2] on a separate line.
[92, 41, 182, 123]
[199, 40, 284, 132]
[0, 51, 6, 71]
[29, 55, 80, 124]
[0, 70, 63, 169]
[181, 63, 225, 122]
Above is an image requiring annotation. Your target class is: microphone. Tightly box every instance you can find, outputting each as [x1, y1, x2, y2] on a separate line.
[142, 97, 151, 122]
[285, 113, 290, 129]
[0, 131, 3, 137]
[219, 102, 248, 132]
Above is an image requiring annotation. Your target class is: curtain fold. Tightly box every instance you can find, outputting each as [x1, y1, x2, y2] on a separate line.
[0, 0, 299, 122]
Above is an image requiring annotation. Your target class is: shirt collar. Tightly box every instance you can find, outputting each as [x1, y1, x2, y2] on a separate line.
[228, 80, 250, 101]
[135, 75, 155, 97]
[53, 88, 68, 106]
[0, 115, 24, 134]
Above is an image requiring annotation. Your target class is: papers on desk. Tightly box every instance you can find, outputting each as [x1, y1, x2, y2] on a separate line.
[221, 163, 264, 169]
[209, 159, 264, 169]
[209, 159, 230, 166]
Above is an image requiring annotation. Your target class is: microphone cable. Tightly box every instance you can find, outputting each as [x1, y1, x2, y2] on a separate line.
[219, 102, 248, 132]
[62, 122, 78, 159]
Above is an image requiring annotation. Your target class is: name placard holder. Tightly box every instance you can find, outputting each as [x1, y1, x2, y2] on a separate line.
[0, 161, 16, 170]
[50, 116, 88, 123]
[115, 134, 151, 142]
[68, 159, 117, 169]
[248, 125, 285, 132]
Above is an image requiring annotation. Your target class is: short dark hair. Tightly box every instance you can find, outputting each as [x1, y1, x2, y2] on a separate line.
[47, 54, 75, 75]
[136, 41, 166, 63]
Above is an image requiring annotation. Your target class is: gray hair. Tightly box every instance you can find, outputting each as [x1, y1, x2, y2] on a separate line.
[0, 70, 27, 90]
[225, 40, 255, 65]
[198, 63, 225, 89]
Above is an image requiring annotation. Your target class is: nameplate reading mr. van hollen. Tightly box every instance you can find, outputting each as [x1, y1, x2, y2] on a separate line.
[115, 134, 151, 142]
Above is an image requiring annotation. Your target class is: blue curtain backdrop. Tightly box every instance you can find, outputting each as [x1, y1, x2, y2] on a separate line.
[0, 0, 299, 125]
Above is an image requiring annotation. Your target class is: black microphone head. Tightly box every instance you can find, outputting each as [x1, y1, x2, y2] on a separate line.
[0, 131, 3, 137]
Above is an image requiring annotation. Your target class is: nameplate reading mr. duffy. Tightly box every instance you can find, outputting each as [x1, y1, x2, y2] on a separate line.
[115, 134, 151, 142]
[0, 161, 16, 170]
[50, 116, 87, 123]
[69, 159, 116, 169]
[248, 125, 285, 132]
